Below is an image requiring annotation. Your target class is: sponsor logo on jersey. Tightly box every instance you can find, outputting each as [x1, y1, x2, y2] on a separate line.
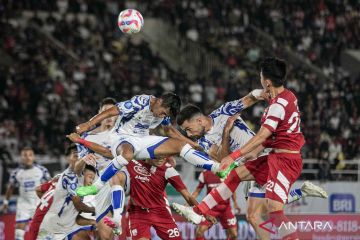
[134, 165, 151, 177]
[135, 175, 150, 182]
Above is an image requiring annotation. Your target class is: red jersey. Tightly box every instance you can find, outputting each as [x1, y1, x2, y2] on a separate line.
[197, 170, 230, 211]
[127, 160, 186, 209]
[261, 89, 305, 151]
[25, 180, 56, 240]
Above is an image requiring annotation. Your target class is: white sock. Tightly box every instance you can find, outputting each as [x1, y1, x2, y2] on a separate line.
[15, 229, 25, 240]
[287, 188, 303, 204]
[111, 185, 125, 227]
[180, 144, 218, 171]
[96, 155, 129, 189]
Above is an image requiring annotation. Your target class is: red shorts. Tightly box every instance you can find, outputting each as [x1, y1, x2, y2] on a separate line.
[245, 153, 302, 203]
[128, 206, 181, 240]
[200, 205, 236, 229]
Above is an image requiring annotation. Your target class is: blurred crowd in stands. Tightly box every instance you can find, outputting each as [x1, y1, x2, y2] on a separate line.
[0, 0, 359, 180]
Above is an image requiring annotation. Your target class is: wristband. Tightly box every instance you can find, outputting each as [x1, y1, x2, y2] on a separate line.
[229, 150, 242, 160]
[78, 139, 92, 148]
[3, 199, 9, 205]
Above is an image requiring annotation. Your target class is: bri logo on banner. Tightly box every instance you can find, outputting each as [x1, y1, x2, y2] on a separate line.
[330, 193, 355, 213]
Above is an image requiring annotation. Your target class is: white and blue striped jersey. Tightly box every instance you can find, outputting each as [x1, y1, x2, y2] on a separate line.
[197, 99, 255, 154]
[9, 164, 51, 205]
[43, 168, 84, 231]
[77, 129, 117, 171]
[113, 95, 171, 137]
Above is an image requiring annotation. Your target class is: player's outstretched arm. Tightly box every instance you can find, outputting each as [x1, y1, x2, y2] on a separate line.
[241, 89, 268, 110]
[72, 196, 95, 213]
[179, 189, 199, 207]
[74, 154, 98, 176]
[35, 181, 51, 198]
[67, 133, 113, 159]
[227, 126, 272, 161]
[191, 187, 202, 200]
[76, 105, 120, 134]
[217, 114, 239, 159]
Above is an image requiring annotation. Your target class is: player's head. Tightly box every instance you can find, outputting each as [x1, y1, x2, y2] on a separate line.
[83, 165, 96, 186]
[176, 105, 207, 139]
[20, 146, 35, 167]
[260, 57, 287, 91]
[99, 97, 117, 129]
[65, 143, 78, 169]
[153, 93, 181, 118]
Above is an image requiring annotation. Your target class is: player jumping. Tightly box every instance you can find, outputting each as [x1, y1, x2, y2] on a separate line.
[74, 93, 236, 197]
[176, 100, 327, 239]
[172, 57, 316, 239]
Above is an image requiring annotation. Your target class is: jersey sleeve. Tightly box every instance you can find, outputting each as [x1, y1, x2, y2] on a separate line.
[262, 103, 286, 132]
[116, 95, 150, 118]
[9, 169, 19, 187]
[40, 181, 53, 193]
[41, 166, 51, 182]
[196, 172, 205, 190]
[61, 174, 79, 196]
[76, 142, 90, 159]
[161, 116, 171, 126]
[165, 167, 186, 191]
[210, 99, 244, 117]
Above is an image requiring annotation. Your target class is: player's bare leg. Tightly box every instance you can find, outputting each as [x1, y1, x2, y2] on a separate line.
[195, 225, 210, 240]
[267, 199, 299, 239]
[246, 197, 270, 240]
[97, 212, 114, 240]
[226, 227, 238, 239]
[15, 222, 27, 240]
[72, 229, 92, 240]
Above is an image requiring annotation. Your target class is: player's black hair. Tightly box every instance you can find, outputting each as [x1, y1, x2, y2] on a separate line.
[21, 146, 34, 152]
[99, 97, 117, 109]
[260, 57, 287, 87]
[160, 92, 181, 117]
[65, 143, 77, 156]
[84, 164, 96, 174]
[176, 104, 203, 126]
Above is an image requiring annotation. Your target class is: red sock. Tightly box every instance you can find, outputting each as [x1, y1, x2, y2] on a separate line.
[269, 210, 298, 240]
[195, 169, 241, 215]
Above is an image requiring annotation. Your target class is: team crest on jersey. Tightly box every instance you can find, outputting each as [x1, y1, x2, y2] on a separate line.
[123, 100, 133, 109]
[134, 165, 151, 177]
[132, 229, 138, 236]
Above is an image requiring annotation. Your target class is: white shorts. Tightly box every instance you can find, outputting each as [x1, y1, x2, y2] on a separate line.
[111, 135, 169, 159]
[94, 168, 130, 222]
[16, 200, 37, 223]
[248, 181, 266, 198]
[37, 224, 93, 240]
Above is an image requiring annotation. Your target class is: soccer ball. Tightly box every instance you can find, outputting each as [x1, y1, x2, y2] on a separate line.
[118, 9, 144, 34]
